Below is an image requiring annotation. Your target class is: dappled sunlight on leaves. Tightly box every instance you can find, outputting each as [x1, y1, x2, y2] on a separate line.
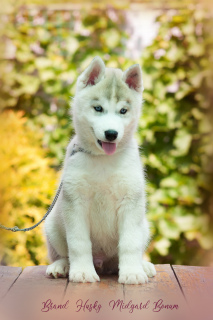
[0, 111, 58, 266]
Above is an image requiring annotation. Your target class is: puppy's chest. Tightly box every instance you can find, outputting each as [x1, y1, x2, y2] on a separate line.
[67, 154, 141, 208]
[86, 171, 129, 205]
[88, 176, 122, 251]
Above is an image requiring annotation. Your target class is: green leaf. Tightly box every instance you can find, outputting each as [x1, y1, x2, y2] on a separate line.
[155, 238, 171, 256]
[172, 129, 192, 156]
[15, 74, 40, 95]
[159, 220, 180, 240]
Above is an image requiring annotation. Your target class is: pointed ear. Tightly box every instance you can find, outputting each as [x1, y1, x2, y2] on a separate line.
[77, 56, 105, 91]
[123, 64, 143, 93]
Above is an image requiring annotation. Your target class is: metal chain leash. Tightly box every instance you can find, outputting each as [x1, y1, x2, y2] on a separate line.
[0, 144, 90, 233]
[0, 181, 63, 232]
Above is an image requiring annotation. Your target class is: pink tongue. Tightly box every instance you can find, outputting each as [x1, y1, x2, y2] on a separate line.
[102, 142, 116, 155]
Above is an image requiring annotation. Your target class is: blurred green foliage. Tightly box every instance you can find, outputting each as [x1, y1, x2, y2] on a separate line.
[138, 8, 213, 265]
[0, 4, 212, 266]
[0, 7, 129, 167]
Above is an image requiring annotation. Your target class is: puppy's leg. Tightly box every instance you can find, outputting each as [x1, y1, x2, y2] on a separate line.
[62, 191, 100, 283]
[46, 234, 61, 263]
[118, 195, 155, 284]
[45, 234, 69, 278]
[141, 218, 156, 278]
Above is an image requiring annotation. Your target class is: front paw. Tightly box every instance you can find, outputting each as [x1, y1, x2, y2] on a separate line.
[69, 267, 100, 283]
[118, 268, 148, 284]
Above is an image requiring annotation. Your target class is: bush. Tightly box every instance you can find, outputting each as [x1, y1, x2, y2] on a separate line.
[0, 111, 58, 266]
[139, 7, 213, 265]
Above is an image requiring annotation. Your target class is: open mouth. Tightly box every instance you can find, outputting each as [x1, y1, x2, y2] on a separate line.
[97, 139, 116, 155]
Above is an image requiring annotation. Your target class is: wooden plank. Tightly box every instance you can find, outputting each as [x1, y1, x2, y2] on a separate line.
[62, 264, 189, 320]
[64, 274, 124, 319]
[2, 264, 206, 320]
[122, 264, 189, 320]
[0, 266, 22, 300]
[172, 265, 213, 320]
[1, 266, 68, 320]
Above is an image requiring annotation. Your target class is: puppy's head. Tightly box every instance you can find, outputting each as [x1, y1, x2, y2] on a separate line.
[72, 56, 143, 155]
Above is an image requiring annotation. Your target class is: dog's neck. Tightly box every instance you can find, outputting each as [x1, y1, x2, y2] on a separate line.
[70, 144, 92, 157]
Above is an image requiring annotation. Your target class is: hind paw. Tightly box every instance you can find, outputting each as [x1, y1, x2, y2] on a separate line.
[46, 258, 69, 278]
[142, 260, 156, 278]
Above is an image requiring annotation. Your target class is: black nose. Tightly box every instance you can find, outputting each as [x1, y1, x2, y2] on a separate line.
[105, 130, 118, 141]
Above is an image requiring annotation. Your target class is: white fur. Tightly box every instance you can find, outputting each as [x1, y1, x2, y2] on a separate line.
[44, 56, 156, 284]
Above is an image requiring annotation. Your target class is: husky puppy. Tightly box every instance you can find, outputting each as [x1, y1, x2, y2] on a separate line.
[44, 57, 156, 284]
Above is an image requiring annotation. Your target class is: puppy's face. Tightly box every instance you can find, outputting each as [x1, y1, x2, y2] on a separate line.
[72, 57, 143, 155]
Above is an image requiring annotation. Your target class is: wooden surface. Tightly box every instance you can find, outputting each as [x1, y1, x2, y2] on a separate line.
[0, 266, 22, 300]
[0, 264, 212, 320]
[172, 265, 213, 320]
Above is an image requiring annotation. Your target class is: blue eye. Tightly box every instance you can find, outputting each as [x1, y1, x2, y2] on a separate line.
[94, 106, 103, 112]
[120, 108, 127, 114]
